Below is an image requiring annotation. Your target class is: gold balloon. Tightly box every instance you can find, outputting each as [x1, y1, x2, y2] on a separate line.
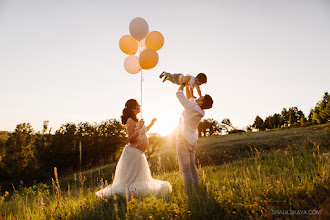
[145, 31, 164, 51]
[119, 35, 138, 55]
[139, 48, 159, 70]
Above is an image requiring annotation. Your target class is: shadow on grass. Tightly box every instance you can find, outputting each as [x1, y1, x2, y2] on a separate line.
[68, 184, 252, 220]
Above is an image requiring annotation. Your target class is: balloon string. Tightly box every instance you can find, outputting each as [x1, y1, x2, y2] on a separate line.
[141, 69, 143, 118]
[139, 44, 143, 119]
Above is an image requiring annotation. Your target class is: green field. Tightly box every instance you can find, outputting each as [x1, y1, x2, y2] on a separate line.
[1, 125, 329, 219]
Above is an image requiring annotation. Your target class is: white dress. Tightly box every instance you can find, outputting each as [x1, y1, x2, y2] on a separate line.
[95, 118, 172, 199]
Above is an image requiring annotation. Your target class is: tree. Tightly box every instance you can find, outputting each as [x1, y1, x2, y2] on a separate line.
[264, 116, 271, 130]
[221, 118, 235, 133]
[198, 119, 222, 136]
[308, 109, 313, 122]
[3, 123, 35, 179]
[34, 121, 53, 178]
[0, 134, 7, 180]
[146, 133, 163, 159]
[271, 113, 281, 129]
[252, 116, 264, 130]
[287, 107, 299, 126]
[246, 125, 252, 132]
[281, 108, 288, 127]
[312, 92, 330, 124]
[297, 110, 306, 127]
[97, 119, 127, 163]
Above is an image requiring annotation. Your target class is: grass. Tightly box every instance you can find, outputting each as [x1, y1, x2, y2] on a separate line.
[0, 124, 329, 219]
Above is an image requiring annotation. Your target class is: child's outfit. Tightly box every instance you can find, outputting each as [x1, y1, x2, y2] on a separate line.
[161, 72, 196, 89]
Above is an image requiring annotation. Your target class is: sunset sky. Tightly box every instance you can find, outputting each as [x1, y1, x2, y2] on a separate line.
[1, 0, 329, 136]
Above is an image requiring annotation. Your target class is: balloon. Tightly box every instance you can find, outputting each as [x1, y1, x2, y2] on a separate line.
[139, 48, 158, 70]
[129, 17, 149, 41]
[119, 35, 138, 55]
[145, 31, 164, 51]
[139, 38, 146, 48]
[124, 55, 141, 74]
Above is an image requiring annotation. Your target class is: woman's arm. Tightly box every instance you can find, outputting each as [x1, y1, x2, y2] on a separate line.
[127, 119, 143, 143]
[146, 118, 157, 132]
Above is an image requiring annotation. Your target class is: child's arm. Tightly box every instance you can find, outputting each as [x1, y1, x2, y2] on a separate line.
[185, 86, 191, 99]
[146, 118, 157, 132]
[196, 85, 202, 97]
[189, 87, 196, 99]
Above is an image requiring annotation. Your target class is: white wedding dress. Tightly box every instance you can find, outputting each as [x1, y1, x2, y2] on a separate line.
[95, 118, 172, 199]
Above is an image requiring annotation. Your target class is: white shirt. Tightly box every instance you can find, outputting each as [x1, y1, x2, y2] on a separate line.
[186, 74, 196, 89]
[176, 90, 205, 146]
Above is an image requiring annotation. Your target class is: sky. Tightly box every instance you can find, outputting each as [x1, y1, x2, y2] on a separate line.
[0, 0, 329, 136]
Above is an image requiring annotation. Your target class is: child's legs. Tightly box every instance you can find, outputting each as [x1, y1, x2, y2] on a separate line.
[167, 73, 183, 85]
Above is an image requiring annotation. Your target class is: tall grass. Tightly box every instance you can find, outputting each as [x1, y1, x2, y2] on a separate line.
[0, 125, 329, 219]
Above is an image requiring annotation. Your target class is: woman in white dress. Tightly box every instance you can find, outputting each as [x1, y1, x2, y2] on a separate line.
[95, 99, 172, 199]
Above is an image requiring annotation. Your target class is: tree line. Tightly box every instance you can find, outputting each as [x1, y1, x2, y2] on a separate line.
[197, 92, 329, 136]
[0, 120, 128, 186]
[252, 92, 329, 130]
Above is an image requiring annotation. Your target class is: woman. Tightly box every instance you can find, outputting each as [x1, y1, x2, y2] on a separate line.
[95, 99, 172, 199]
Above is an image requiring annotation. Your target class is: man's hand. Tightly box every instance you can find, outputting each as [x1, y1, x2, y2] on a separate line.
[182, 76, 190, 84]
[178, 83, 185, 91]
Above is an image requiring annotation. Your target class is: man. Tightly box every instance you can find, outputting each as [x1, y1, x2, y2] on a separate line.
[176, 82, 213, 196]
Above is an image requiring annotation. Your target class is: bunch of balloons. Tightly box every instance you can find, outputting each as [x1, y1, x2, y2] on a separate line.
[119, 17, 164, 74]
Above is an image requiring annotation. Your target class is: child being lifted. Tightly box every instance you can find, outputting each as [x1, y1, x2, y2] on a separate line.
[160, 71, 207, 99]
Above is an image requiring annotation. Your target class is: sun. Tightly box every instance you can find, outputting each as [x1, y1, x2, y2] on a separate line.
[144, 108, 181, 137]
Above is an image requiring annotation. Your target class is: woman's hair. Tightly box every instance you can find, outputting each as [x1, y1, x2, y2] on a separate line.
[121, 99, 139, 125]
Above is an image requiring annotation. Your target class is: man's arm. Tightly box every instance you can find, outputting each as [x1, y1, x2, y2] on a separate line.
[177, 84, 195, 109]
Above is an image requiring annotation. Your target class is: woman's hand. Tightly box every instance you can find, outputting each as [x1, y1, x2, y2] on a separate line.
[151, 118, 157, 124]
[139, 119, 145, 129]
[146, 118, 157, 132]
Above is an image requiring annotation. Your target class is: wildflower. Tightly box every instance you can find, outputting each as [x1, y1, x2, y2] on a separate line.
[39, 198, 45, 211]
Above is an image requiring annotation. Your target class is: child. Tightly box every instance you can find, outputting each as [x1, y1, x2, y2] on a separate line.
[160, 71, 207, 99]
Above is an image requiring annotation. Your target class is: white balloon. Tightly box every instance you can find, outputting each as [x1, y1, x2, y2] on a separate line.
[124, 55, 141, 74]
[129, 17, 149, 41]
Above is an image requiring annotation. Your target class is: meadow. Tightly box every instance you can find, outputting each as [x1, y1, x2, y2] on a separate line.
[0, 124, 329, 219]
